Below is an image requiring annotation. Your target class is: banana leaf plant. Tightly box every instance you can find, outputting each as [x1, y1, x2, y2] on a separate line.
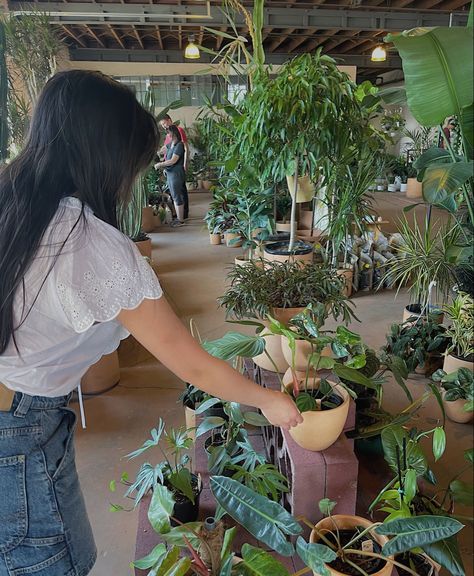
[385, 18, 474, 276]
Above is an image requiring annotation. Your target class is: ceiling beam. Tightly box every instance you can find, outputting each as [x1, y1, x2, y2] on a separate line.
[286, 34, 311, 53]
[322, 30, 359, 52]
[10, 3, 469, 30]
[268, 28, 295, 52]
[108, 24, 125, 49]
[155, 25, 164, 50]
[69, 47, 402, 69]
[61, 25, 88, 48]
[85, 24, 105, 48]
[132, 25, 144, 49]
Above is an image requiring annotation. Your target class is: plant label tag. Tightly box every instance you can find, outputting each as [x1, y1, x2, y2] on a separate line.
[362, 540, 374, 553]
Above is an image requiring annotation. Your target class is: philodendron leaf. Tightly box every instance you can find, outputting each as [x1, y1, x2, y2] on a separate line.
[132, 543, 167, 569]
[381, 426, 427, 476]
[147, 484, 175, 534]
[203, 332, 265, 360]
[319, 498, 337, 516]
[159, 556, 191, 576]
[195, 396, 222, 415]
[160, 523, 201, 548]
[167, 468, 195, 504]
[235, 544, 290, 575]
[376, 515, 464, 556]
[423, 536, 465, 576]
[195, 416, 226, 438]
[464, 448, 474, 464]
[450, 479, 474, 505]
[433, 426, 446, 462]
[403, 468, 417, 504]
[295, 537, 336, 576]
[243, 411, 270, 427]
[333, 364, 376, 389]
[210, 476, 301, 557]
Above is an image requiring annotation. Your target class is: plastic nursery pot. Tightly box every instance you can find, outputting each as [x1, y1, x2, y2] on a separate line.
[283, 380, 349, 451]
[354, 435, 384, 457]
[310, 515, 392, 576]
[170, 474, 202, 526]
[441, 390, 474, 424]
[209, 233, 221, 245]
[395, 553, 440, 576]
[264, 240, 313, 265]
[402, 304, 444, 325]
[281, 338, 332, 373]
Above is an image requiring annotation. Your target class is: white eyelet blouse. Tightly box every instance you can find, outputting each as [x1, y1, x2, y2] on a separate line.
[0, 197, 163, 397]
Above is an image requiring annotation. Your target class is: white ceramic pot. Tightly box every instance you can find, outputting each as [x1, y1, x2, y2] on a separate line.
[387, 184, 397, 192]
[281, 338, 332, 373]
[443, 353, 473, 374]
[400, 183, 408, 193]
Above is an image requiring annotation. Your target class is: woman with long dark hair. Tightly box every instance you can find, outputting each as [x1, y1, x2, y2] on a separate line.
[0, 70, 301, 575]
[155, 124, 188, 227]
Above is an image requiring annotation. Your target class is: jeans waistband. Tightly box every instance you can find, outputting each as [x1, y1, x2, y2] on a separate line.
[11, 391, 72, 418]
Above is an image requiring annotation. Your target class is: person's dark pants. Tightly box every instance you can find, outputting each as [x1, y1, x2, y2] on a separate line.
[166, 168, 188, 219]
[182, 181, 189, 219]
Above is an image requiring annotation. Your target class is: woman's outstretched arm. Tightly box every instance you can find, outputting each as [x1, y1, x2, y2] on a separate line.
[118, 297, 303, 430]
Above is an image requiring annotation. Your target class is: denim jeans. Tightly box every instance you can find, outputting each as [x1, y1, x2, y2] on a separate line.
[0, 393, 96, 576]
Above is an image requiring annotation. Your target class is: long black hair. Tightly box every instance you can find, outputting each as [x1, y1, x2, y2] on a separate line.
[0, 70, 159, 354]
[167, 124, 182, 143]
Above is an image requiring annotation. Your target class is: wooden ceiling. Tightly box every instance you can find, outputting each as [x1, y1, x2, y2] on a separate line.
[8, 0, 472, 81]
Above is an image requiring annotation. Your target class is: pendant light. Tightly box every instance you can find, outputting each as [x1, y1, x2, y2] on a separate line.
[371, 45, 387, 62]
[185, 35, 200, 59]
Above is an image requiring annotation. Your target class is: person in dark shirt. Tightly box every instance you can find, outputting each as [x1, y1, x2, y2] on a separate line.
[155, 125, 187, 227]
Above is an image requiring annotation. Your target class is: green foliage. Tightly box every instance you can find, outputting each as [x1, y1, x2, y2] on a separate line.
[382, 315, 449, 373]
[443, 292, 474, 359]
[433, 367, 474, 410]
[219, 260, 355, 323]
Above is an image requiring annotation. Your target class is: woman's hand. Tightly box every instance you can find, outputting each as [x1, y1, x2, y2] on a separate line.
[154, 162, 163, 170]
[259, 389, 303, 430]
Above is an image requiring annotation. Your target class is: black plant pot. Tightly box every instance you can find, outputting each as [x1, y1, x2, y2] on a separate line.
[203, 403, 228, 420]
[264, 240, 313, 256]
[170, 474, 201, 526]
[354, 434, 383, 457]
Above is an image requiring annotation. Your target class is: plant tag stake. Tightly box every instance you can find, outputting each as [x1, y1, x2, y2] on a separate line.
[362, 540, 374, 553]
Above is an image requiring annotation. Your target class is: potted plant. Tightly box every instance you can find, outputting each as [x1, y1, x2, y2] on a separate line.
[382, 314, 449, 376]
[114, 419, 202, 524]
[433, 367, 474, 423]
[401, 127, 436, 199]
[218, 260, 355, 372]
[443, 292, 474, 373]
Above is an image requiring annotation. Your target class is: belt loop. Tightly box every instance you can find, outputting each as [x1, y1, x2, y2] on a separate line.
[14, 393, 33, 418]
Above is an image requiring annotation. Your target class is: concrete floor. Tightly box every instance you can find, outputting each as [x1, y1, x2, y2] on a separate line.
[75, 192, 473, 576]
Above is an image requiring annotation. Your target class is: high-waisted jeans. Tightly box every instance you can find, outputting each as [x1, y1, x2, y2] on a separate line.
[0, 392, 96, 576]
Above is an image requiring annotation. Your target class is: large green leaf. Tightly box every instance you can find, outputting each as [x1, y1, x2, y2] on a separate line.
[203, 332, 265, 360]
[385, 27, 474, 126]
[450, 479, 474, 505]
[159, 556, 191, 576]
[132, 543, 167, 569]
[423, 537, 465, 576]
[195, 416, 226, 438]
[234, 544, 290, 575]
[376, 515, 464, 556]
[333, 363, 377, 389]
[295, 537, 336, 576]
[160, 523, 201, 548]
[210, 476, 301, 557]
[422, 161, 474, 204]
[168, 468, 195, 504]
[147, 484, 175, 534]
[381, 426, 428, 476]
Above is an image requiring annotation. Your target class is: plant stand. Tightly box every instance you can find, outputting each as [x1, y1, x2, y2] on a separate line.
[250, 360, 358, 538]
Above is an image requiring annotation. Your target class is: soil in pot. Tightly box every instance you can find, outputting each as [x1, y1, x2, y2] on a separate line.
[295, 387, 344, 410]
[264, 240, 313, 264]
[167, 474, 201, 525]
[323, 529, 386, 575]
[395, 553, 438, 576]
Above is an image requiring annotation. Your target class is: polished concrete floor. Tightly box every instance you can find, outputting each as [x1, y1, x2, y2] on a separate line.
[75, 192, 473, 576]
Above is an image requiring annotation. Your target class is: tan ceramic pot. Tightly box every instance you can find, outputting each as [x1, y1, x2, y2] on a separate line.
[225, 232, 243, 248]
[135, 238, 152, 259]
[310, 515, 392, 576]
[443, 353, 473, 374]
[253, 333, 288, 373]
[299, 209, 314, 230]
[442, 390, 473, 424]
[209, 233, 221, 245]
[276, 222, 292, 233]
[406, 178, 423, 199]
[337, 268, 353, 298]
[264, 246, 313, 265]
[284, 380, 349, 451]
[141, 206, 155, 233]
[272, 307, 306, 325]
[185, 406, 196, 441]
[81, 351, 120, 395]
[281, 338, 332, 372]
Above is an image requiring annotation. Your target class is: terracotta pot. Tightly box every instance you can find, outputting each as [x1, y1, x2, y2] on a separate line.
[282, 367, 320, 387]
[442, 391, 473, 424]
[443, 353, 473, 374]
[276, 222, 292, 233]
[209, 233, 221, 245]
[135, 238, 152, 259]
[272, 307, 306, 325]
[402, 304, 444, 325]
[234, 256, 264, 268]
[81, 351, 120, 395]
[225, 232, 243, 248]
[141, 206, 155, 233]
[337, 268, 353, 298]
[284, 380, 350, 451]
[281, 338, 332, 372]
[406, 178, 423, 199]
[310, 515, 392, 576]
